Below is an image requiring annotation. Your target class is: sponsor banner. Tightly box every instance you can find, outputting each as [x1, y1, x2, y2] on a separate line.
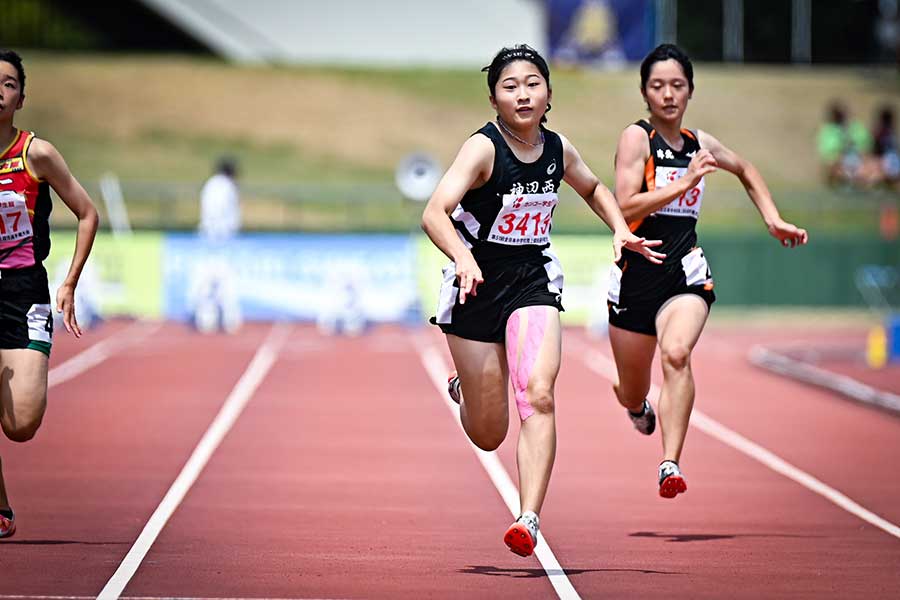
[162, 233, 420, 323]
[417, 234, 613, 328]
[45, 231, 164, 319]
[547, 0, 654, 65]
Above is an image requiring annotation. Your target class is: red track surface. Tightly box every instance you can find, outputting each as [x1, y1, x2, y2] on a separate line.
[2, 319, 899, 599]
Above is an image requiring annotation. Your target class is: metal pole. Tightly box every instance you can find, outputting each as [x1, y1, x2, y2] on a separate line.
[791, 0, 812, 63]
[655, 0, 678, 45]
[723, 0, 744, 62]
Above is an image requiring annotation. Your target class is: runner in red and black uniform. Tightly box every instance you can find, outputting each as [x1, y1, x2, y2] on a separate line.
[422, 44, 663, 557]
[0, 50, 99, 538]
[607, 44, 807, 499]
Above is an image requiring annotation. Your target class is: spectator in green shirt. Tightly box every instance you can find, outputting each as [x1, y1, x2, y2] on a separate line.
[817, 102, 871, 186]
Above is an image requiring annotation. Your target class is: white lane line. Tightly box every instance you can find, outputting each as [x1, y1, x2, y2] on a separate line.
[413, 335, 581, 600]
[97, 323, 293, 600]
[0, 597, 351, 600]
[568, 337, 900, 540]
[48, 320, 163, 389]
[748, 344, 900, 413]
[0, 597, 352, 600]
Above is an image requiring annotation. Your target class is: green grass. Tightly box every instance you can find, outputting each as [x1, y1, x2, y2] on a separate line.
[16, 53, 899, 233]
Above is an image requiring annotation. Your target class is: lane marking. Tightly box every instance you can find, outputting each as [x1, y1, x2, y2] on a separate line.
[568, 336, 900, 540]
[413, 335, 580, 600]
[0, 597, 353, 600]
[98, 323, 293, 600]
[49, 321, 163, 389]
[749, 344, 900, 414]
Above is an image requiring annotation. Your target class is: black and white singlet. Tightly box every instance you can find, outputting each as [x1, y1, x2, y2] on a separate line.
[432, 122, 566, 343]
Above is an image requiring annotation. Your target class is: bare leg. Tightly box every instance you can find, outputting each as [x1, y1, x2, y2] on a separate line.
[445, 335, 509, 451]
[654, 295, 709, 463]
[506, 306, 561, 516]
[0, 349, 50, 511]
[0, 457, 8, 509]
[608, 324, 657, 412]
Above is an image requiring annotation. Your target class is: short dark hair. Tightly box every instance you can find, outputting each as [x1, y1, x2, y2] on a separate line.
[878, 105, 894, 129]
[0, 49, 25, 95]
[482, 44, 552, 123]
[640, 44, 693, 93]
[215, 156, 237, 177]
[828, 101, 847, 125]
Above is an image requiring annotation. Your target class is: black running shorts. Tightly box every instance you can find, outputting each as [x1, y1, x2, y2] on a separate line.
[0, 265, 53, 356]
[608, 247, 715, 337]
[431, 252, 564, 343]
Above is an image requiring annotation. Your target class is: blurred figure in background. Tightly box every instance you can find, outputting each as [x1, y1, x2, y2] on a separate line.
[817, 101, 871, 187]
[199, 156, 241, 241]
[192, 156, 242, 333]
[0, 50, 100, 538]
[871, 105, 900, 188]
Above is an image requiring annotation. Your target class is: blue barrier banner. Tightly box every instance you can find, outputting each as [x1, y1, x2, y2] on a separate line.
[163, 233, 420, 325]
[547, 0, 654, 64]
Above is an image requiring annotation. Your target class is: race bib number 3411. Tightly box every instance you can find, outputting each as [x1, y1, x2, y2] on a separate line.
[488, 193, 558, 246]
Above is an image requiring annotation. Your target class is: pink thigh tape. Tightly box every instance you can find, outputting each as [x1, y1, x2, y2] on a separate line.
[506, 307, 547, 421]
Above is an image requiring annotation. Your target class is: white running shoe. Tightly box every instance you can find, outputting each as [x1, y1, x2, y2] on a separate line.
[628, 400, 656, 435]
[504, 511, 539, 557]
[658, 460, 687, 499]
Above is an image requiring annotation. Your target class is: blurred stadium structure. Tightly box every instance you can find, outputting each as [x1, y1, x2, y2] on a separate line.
[2, 0, 898, 323]
[4, 0, 899, 64]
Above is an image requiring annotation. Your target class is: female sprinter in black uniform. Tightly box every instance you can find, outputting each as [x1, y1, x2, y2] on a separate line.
[0, 50, 99, 537]
[422, 45, 663, 556]
[608, 44, 807, 498]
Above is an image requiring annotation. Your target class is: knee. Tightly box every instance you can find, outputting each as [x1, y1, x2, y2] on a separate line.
[661, 344, 692, 372]
[525, 379, 555, 415]
[463, 408, 508, 451]
[472, 434, 505, 452]
[4, 420, 41, 443]
[1, 404, 45, 443]
[468, 425, 507, 451]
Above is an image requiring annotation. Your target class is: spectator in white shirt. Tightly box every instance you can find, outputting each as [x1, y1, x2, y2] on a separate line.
[198, 157, 240, 241]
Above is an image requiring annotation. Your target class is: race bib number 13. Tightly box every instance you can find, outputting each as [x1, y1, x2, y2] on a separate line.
[488, 192, 558, 246]
[653, 166, 705, 219]
[0, 190, 33, 243]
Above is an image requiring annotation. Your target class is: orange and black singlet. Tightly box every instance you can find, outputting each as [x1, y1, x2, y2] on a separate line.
[0, 129, 52, 270]
[625, 119, 705, 267]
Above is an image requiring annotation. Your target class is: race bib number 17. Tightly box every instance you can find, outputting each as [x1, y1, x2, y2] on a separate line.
[488, 193, 558, 246]
[0, 190, 33, 243]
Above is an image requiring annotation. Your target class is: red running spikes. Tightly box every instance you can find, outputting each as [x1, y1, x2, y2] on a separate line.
[504, 522, 536, 557]
[659, 474, 687, 499]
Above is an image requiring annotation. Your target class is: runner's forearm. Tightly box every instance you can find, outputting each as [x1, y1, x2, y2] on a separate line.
[62, 208, 98, 287]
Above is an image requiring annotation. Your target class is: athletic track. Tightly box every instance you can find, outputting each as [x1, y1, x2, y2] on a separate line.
[2, 319, 898, 599]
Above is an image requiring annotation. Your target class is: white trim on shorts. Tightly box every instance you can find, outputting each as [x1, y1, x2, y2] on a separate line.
[435, 262, 458, 325]
[542, 247, 563, 295]
[608, 262, 623, 305]
[26, 303, 53, 343]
